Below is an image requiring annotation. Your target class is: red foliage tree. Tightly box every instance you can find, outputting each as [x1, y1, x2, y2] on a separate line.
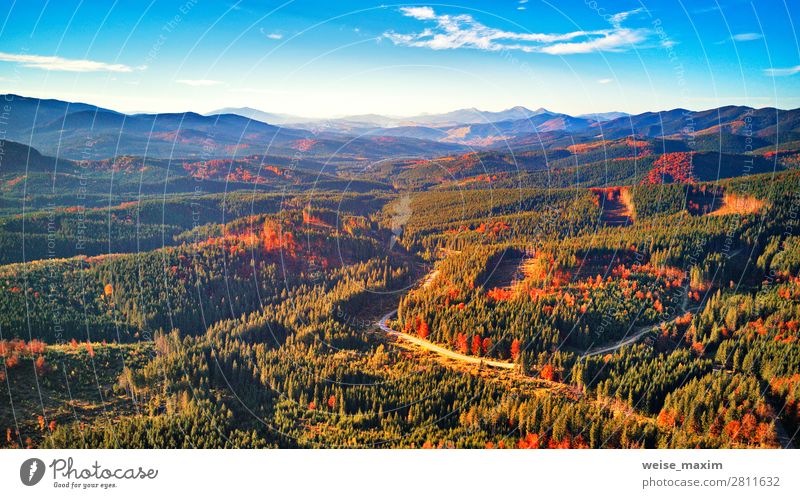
[724, 420, 742, 442]
[487, 287, 513, 302]
[456, 334, 469, 354]
[510, 339, 521, 360]
[517, 433, 541, 449]
[28, 340, 46, 355]
[481, 337, 493, 356]
[657, 410, 676, 428]
[471, 335, 483, 356]
[416, 318, 430, 339]
[5, 354, 19, 369]
[34, 356, 47, 375]
[642, 152, 696, 184]
[540, 364, 555, 381]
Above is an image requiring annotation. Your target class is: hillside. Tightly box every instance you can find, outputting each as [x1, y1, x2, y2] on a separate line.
[4, 168, 799, 449]
[2, 96, 800, 452]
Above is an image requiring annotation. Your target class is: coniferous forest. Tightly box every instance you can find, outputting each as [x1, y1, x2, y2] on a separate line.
[1, 97, 800, 450]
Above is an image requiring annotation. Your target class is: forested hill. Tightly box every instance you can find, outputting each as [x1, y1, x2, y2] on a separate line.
[2, 165, 799, 449]
[2, 97, 800, 450]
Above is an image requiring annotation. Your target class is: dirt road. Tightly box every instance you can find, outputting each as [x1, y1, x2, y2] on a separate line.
[376, 310, 515, 369]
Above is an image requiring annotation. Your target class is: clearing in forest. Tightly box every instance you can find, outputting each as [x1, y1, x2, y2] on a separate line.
[591, 187, 634, 226]
[483, 251, 538, 292]
[686, 186, 765, 217]
[708, 192, 765, 216]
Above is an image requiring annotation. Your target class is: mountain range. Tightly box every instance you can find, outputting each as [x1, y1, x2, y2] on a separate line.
[2, 94, 798, 162]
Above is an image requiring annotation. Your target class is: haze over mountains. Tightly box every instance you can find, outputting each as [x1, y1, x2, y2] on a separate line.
[2, 94, 798, 162]
[205, 105, 629, 140]
[206, 105, 564, 128]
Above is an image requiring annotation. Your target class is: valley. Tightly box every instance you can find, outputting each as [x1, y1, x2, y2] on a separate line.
[1, 96, 799, 450]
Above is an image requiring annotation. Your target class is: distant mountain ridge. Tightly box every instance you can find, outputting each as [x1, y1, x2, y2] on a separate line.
[215, 103, 798, 149]
[3, 94, 798, 161]
[205, 107, 312, 126]
[0, 95, 467, 160]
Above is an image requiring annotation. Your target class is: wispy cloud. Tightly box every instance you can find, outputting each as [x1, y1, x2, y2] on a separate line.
[608, 9, 641, 27]
[0, 51, 139, 72]
[597, 78, 613, 84]
[384, 6, 648, 55]
[731, 32, 762, 42]
[176, 79, 223, 86]
[763, 65, 800, 77]
[260, 28, 283, 40]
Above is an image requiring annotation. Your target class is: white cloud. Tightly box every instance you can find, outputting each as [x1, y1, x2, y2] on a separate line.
[597, 78, 613, 84]
[399, 7, 436, 20]
[763, 65, 800, 77]
[259, 28, 283, 40]
[731, 32, 762, 42]
[609, 8, 642, 28]
[384, 6, 648, 55]
[0, 51, 139, 72]
[541, 29, 646, 55]
[176, 79, 223, 86]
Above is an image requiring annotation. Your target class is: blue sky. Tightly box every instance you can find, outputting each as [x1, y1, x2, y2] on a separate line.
[0, 0, 798, 117]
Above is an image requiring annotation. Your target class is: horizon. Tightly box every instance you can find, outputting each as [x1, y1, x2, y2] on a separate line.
[1, 1, 798, 117]
[3, 91, 797, 124]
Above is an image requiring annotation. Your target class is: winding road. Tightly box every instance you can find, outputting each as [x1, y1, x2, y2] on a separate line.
[374, 266, 696, 369]
[580, 323, 658, 358]
[376, 310, 515, 369]
[371, 252, 798, 448]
